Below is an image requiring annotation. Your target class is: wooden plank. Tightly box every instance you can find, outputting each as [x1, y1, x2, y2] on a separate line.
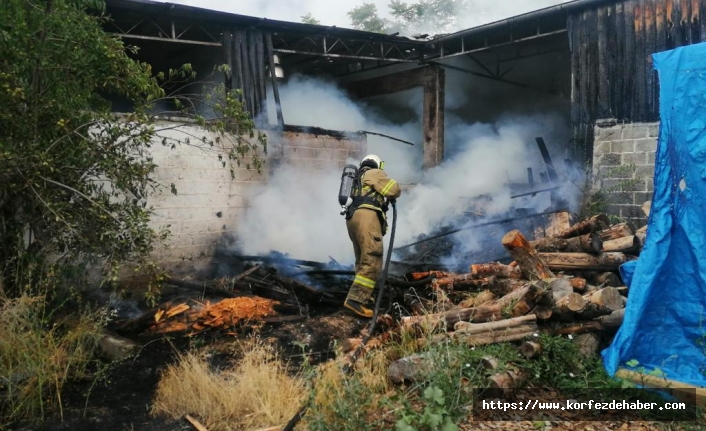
[666, 0, 677, 48]
[343, 67, 430, 99]
[656, 0, 667, 53]
[691, 0, 701, 42]
[605, 3, 618, 119]
[673, 0, 684, 46]
[586, 8, 599, 124]
[223, 31, 233, 92]
[247, 29, 260, 117]
[624, 1, 636, 120]
[683, 0, 693, 44]
[615, 369, 706, 407]
[597, 7, 610, 119]
[580, 11, 590, 126]
[265, 32, 284, 127]
[615, 2, 626, 120]
[422, 66, 445, 169]
[645, 0, 656, 121]
[234, 29, 245, 97]
[700, 0, 706, 42]
[255, 30, 267, 122]
[569, 15, 582, 127]
[635, 1, 647, 122]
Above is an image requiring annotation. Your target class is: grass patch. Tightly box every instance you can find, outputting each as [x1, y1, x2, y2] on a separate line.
[151, 339, 307, 431]
[0, 294, 106, 424]
[304, 332, 623, 431]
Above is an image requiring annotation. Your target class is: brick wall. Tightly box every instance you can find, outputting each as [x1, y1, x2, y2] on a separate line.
[144, 121, 365, 274]
[592, 121, 659, 227]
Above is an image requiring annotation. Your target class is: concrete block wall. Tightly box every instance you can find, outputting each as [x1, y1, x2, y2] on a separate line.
[145, 121, 365, 274]
[592, 121, 659, 227]
[269, 129, 366, 171]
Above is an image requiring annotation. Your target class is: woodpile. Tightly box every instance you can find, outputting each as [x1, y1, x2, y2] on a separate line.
[341, 212, 646, 382]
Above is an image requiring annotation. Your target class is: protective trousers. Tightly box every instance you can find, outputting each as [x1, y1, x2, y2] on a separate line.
[345, 208, 383, 304]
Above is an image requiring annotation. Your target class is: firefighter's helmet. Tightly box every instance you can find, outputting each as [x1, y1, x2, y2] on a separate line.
[360, 154, 383, 170]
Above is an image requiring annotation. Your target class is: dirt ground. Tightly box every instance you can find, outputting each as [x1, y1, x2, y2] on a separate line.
[9, 304, 698, 431]
[12, 308, 366, 431]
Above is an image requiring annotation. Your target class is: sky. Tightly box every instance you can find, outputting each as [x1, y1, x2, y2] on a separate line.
[156, 0, 575, 34]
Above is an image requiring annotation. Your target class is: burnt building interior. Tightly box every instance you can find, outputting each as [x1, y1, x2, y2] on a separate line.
[102, 0, 706, 270]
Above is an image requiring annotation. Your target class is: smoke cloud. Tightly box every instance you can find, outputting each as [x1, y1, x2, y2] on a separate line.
[232, 73, 578, 265]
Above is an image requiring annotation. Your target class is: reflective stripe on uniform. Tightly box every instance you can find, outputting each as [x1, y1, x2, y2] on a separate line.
[353, 275, 376, 289]
[381, 179, 397, 196]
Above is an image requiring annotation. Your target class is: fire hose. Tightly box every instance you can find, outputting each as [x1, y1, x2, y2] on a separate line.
[282, 200, 397, 431]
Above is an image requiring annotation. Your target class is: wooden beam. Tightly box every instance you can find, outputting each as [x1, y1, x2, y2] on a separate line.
[342, 67, 431, 99]
[343, 66, 444, 169]
[423, 66, 444, 169]
[265, 32, 284, 128]
[616, 368, 706, 407]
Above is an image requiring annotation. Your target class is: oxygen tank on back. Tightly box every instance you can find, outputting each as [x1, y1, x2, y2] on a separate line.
[338, 164, 358, 215]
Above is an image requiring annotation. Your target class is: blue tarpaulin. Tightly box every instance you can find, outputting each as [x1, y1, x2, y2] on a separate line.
[602, 42, 706, 387]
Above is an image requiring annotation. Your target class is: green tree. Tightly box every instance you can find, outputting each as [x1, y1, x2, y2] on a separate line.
[0, 0, 265, 299]
[347, 0, 474, 35]
[301, 12, 321, 25]
[348, 2, 390, 33]
[388, 0, 471, 34]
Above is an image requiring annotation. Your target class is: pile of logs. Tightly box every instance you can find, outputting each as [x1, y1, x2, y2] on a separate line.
[341, 212, 647, 383]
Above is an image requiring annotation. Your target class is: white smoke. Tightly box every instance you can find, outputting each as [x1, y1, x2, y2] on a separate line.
[232, 74, 578, 264]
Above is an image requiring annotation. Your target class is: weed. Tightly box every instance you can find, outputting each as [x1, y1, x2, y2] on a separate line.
[0, 295, 106, 424]
[151, 339, 306, 431]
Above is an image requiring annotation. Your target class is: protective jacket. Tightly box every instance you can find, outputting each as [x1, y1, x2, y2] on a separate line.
[344, 168, 401, 306]
[346, 168, 401, 235]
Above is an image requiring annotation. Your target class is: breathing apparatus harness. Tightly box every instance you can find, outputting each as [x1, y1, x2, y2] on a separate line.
[282, 165, 398, 431]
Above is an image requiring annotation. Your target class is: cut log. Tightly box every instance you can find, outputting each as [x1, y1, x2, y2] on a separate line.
[433, 273, 492, 289]
[641, 201, 652, 218]
[574, 332, 601, 358]
[590, 272, 622, 287]
[532, 305, 553, 320]
[636, 229, 647, 246]
[538, 252, 627, 271]
[602, 235, 641, 253]
[544, 211, 573, 237]
[460, 325, 536, 346]
[531, 232, 603, 254]
[556, 214, 610, 239]
[481, 356, 500, 370]
[554, 308, 625, 335]
[470, 262, 522, 279]
[488, 369, 528, 389]
[502, 230, 555, 280]
[402, 282, 547, 330]
[553, 292, 587, 320]
[519, 341, 542, 359]
[568, 277, 587, 292]
[598, 222, 636, 241]
[579, 287, 624, 319]
[548, 278, 573, 301]
[407, 270, 455, 281]
[488, 278, 529, 296]
[458, 290, 495, 308]
[636, 225, 647, 234]
[453, 314, 537, 333]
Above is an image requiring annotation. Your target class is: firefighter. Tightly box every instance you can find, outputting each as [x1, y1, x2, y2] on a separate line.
[344, 154, 401, 318]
